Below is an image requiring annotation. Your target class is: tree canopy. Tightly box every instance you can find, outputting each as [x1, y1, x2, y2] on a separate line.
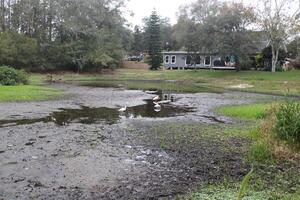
[0, 0, 130, 71]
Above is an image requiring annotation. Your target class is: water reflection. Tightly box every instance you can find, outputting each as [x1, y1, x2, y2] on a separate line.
[0, 100, 195, 127]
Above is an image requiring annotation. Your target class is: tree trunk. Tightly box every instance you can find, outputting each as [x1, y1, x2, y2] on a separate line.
[48, 0, 53, 42]
[0, 0, 5, 31]
[7, 0, 11, 30]
[271, 46, 279, 73]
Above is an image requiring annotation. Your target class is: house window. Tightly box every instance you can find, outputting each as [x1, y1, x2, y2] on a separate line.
[186, 55, 201, 65]
[186, 55, 191, 65]
[165, 55, 170, 64]
[196, 56, 201, 65]
[205, 56, 211, 66]
[171, 55, 176, 64]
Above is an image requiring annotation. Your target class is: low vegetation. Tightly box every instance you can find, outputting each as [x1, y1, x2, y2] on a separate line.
[35, 68, 300, 96]
[0, 66, 62, 102]
[274, 101, 300, 146]
[183, 101, 300, 199]
[0, 66, 28, 86]
[216, 101, 300, 161]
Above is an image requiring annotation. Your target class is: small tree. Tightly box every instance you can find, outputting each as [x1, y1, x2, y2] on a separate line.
[145, 10, 163, 70]
[256, 0, 300, 72]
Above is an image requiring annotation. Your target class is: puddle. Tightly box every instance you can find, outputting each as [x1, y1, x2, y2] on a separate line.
[0, 101, 195, 128]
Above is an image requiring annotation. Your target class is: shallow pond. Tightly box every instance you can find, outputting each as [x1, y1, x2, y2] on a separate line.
[0, 95, 195, 127]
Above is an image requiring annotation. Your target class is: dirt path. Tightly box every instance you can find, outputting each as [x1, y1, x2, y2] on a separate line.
[0, 84, 278, 199]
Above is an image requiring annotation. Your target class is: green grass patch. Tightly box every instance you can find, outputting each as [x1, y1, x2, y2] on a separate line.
[0, 85, 62, 102]
[217, 104, 269, 120]
[183, 184, 270, 200]
[70, 80, 222, 93]
[182, 180, 300, 200]
[32, 69, 300, 96]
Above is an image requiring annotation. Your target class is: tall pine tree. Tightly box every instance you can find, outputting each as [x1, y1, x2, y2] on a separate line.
[145, 11, 162, 70]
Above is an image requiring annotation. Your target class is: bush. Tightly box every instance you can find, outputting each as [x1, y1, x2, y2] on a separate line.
[240, 57, 255, 70]
[0, 66, 29, 85]
[274, 101, 300, 146]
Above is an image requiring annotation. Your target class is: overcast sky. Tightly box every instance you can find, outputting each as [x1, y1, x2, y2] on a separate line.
[125, 0, 255, 28]
[125, 0, 195, 27]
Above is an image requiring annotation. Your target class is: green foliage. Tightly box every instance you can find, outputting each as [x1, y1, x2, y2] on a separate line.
[0, 32, 38, 69]
[86, 31, 124, 70]
[255, 53, 264, 69]
[240, 57, 255, 70]
[287, 37, 300, 59]
[0, 66, 29, 86]
[183, 184, 269, 200]
[274, 101, 300, 146]
[247, 142, 274, 163]
[145, 11, 163, 70]
[0, 0, 128, 72]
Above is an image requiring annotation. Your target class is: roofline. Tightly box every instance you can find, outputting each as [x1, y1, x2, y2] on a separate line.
[162, 51, 219, 55]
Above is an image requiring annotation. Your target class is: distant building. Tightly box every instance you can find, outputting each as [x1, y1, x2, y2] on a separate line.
[162, 51, 235, 70]
[162, 31, 270, 70]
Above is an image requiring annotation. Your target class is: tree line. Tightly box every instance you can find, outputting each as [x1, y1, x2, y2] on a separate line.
[0, 0, 299, 72]
[134, 0, 300, 71]
[0, 0, 130, 72]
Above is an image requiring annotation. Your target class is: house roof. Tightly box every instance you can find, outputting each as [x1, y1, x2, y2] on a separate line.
[162, 51, 188, 54]
[162, 51, 219, 55]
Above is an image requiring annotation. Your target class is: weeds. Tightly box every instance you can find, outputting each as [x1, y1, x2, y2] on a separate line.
[247, 142, 274, 163]
[274, 101, 300, 146]
[237, 167, 253, 200]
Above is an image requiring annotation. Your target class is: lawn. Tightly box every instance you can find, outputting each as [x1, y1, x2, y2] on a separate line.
[41, 68, 300, 96]
[0, 85, 62, 102]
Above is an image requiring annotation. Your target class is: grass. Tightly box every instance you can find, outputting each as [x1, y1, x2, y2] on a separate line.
[217, 104, 270, 120]
[182, 180, 300, 200]
[0, 85, 62, 102]
[247, 142, 275, 163]
[32, 68, 300, 96]
[0, 73, 63, 102]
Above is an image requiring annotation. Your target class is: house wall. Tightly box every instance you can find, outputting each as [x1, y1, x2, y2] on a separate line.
[163, 53, 221, 69]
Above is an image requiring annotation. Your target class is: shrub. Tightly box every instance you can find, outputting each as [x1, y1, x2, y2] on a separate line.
[0, 66, 29, 85]
[274, 101, 300, 146]
[240, 57, 255, 70]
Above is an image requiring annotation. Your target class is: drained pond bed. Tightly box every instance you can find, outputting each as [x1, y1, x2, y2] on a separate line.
[0, 83, 298, 199]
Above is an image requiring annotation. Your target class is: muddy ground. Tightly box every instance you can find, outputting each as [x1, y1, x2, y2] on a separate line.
[0, 84, 279, 199]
